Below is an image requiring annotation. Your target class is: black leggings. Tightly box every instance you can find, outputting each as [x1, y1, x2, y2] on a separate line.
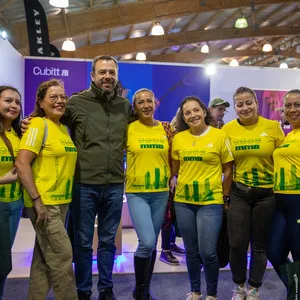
[228, 182, 275, 288]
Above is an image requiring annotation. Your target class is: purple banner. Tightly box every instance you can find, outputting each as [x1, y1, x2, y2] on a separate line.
[24, 59, 89, 116]
[255, 89, 292, 135]
[25, 58, 210, 122]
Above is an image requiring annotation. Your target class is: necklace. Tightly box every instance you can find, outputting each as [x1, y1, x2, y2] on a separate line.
[192, 136, 201, 146]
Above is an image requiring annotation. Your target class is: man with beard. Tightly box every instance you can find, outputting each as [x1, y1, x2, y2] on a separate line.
[64, 55, 131, 300]
[208, 97, 230, 129]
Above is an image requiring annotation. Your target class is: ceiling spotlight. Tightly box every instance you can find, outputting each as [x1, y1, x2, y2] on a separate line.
[49, 0, 69, 8]
[262, 43, 272, 52]
[205, 64, 216, 76]
[279, 62, 288, 69]
[229, 59, 239, 67]
[121, 54, 134, 60]
[0, 31, 7, 40]
[136, 52, 146, 61]
[200, 44, 209, 53]
[151, 22, 164, 36]
[62, 38, 76, 51]
[235, 16, 248, 29]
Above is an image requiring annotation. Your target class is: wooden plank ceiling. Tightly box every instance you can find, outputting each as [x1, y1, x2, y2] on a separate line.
[0, 0, 300, 68]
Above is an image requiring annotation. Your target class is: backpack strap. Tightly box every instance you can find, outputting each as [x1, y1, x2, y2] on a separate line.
[161, 121, 173, 169]
[41, 118, 48, 149]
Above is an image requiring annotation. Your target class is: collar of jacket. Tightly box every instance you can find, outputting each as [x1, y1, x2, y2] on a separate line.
[88, 81, 121, 102]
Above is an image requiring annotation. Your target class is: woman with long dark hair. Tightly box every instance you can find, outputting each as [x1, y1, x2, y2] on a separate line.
[172, 96, 233, 300]
[0, 85, 23, 300]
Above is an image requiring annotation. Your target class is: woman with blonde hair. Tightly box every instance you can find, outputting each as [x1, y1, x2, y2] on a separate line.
[15, 79, 78, 300]
[0, 85, 23, 300]
[126, 88, 171, 300]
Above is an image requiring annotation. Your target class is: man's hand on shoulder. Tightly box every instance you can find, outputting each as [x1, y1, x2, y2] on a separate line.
[21, 117, 32, 134]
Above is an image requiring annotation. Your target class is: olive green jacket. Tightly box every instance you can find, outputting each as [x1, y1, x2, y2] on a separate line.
[63, 82, 131, 184]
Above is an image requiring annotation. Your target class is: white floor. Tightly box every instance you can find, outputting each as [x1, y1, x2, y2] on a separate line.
[9, 218, 191, 279]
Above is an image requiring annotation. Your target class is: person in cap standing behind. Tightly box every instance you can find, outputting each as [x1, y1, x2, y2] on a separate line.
[208, 98, 230, 129]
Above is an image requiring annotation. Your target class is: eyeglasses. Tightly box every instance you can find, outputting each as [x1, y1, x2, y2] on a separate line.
[48, 94, 68, 102]
[215, 106, 227, 113]
[284, 102, 300, 111]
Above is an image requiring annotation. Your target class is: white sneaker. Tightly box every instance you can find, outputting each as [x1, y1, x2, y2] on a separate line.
[231, 284, 247, 300]
[246, 288, 260, 300]
[206, 296, 217, 300]
[186, 292, 202, 300]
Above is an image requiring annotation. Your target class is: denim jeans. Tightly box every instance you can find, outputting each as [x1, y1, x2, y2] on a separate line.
[0, 197, 23, 300]
[71, 183, 124, 296]
[175, 202, 223, 296]
[228, 182, 275, 288]
[267, 193, 300, 288]
[127, 192, 168, 258]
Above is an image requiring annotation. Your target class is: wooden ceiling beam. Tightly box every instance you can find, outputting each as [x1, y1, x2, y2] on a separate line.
[257, 3, 289, 26]
[218, 9, 240, 28]
[60, 26, 300, 58]
[0, 0, 13, 11]
[181, 14, 199, 31]
[146, 49, 300, 64]
[200, 11, 222, 30]
[12, 0, 297, 49]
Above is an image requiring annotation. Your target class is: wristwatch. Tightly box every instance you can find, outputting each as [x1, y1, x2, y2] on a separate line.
[223, 196, 230, 203]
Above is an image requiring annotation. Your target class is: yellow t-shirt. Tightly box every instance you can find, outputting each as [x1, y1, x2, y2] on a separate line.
[172, 126, 233, 205]
[222, 117, 285, 188]
[19, 117, 77, 207]
[273, 129, 300, 194]
[0, 129, 22, 202]
[126, 120, 170, 193]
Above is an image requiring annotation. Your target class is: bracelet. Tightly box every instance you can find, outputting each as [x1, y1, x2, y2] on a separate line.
[223, 196, 230, 203]
[32, 195, 41, 201]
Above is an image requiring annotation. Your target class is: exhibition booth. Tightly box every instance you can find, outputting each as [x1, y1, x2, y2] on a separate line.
[1, 37, 300, 257]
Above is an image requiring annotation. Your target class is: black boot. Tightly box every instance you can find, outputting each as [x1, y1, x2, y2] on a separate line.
[146, 250, 157, 300]
[132, 255, 151, 300]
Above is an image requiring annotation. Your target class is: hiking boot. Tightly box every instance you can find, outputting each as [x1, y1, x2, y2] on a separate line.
[159, 250, 179, 266]
[231, 284, 247, 300]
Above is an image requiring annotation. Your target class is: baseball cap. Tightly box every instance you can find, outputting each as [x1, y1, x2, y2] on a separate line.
[208, 97, 230, 108]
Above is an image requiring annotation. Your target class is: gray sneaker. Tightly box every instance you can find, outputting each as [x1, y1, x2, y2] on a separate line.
[246, 288, 260, 300]
[186, 292, 202, 300]
[231, 284, 247, 300]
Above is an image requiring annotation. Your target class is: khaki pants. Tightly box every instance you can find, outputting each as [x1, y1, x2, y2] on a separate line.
[27, 204, 77, 300]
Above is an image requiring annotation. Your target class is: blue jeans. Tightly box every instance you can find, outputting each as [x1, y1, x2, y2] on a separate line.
[71, 183, 124, 296]
[175, 202, 223, 296]
[267, 193, 300, 288]
[127, 192, 168, 258]
[0, 197, 23, 300]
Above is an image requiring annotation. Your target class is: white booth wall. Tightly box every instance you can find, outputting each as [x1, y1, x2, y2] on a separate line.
[0, 39, 24, 102]
[210, 65, 300, 124]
